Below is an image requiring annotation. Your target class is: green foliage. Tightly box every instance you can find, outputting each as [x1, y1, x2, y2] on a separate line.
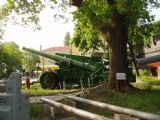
[1, 0, 160, 53]
[71, 0, 160, 56]
[133, 69, 160, 90]
[2, 0, 158, 55]
[0, 42, 22, 77]
[139, 69, 148, 76]
[72, 14, 104, 52]
[0, 1, 14, 21]
[82, 0, 111, 25]
[64, 32, 71, 46]
[22, 51, 40, 72]
[137, 70, 160, 86]
[0, 2, 14, 39]
[0, 0, 70, 40]
[128, 23, 154, 57]
[0, 0, 45, 39]
[152, 20, 160, 35]
[0, 44, 8, 76]
[13, 0, 44, 28]
[129, 19, 160, 57]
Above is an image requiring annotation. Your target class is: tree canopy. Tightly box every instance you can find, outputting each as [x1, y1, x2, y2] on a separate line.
[0, 2, 14, 39]
[64, 31, 71, 46]
[0, 42, 22, 77]
[71, 14, 105, 52]
[22, 50, 40, 72]
[0, 0, 45, 39]
[71, 1, 159, 57]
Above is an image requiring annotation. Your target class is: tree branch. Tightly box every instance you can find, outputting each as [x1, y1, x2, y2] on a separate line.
[70, 0, 83, 7]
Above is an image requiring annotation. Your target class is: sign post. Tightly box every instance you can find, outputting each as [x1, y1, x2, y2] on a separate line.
[116, 73, 126, 92]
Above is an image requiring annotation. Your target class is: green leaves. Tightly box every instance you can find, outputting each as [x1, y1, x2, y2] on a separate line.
[1, 0, 159, 56]
[0, 42, 22, 76]
[12, 0, 44, 29]
[152, 20, 160, 35]
[115, 0, 128, 13]
[128, 22, 154, 57]
[0, 3, 12, 21]
[72, 15, 103, 52]
[71, 0, 160, 56]
[22, 51, 40, 72]
[7, 0, 15, 9]
[64, 32, 71, 46]
[81, 0, 111, 25]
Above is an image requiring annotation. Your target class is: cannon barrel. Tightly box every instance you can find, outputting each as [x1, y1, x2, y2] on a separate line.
[22, 47, 95, 71]
[136, 55, 160, 66]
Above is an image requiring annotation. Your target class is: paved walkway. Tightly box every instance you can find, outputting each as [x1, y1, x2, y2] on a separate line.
[29, 91, 82, 103]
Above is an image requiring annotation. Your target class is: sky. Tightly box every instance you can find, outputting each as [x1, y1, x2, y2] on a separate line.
[1, 1, 160, 50]
[151, 8, 160, 20]
[2, 4, 76, 50]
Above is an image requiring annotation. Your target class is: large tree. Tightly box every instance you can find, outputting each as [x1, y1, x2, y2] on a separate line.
[71, 0, 160, 90]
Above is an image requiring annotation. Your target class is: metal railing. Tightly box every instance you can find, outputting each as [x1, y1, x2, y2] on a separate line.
[40, 97, 112, 120]
[60, 95, 160, 120]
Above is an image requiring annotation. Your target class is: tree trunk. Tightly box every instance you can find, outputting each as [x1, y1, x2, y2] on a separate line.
[107, 20, 128, 91]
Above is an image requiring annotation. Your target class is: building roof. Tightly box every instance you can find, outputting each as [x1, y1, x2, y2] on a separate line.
[147, 62, 160, 68]
[43, 46, 71, 52]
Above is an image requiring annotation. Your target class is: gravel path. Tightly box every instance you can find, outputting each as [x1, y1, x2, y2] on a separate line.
[29, 91, 82, 103]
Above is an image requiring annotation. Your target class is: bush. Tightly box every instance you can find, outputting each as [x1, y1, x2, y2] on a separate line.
[139, 69, 148, 76]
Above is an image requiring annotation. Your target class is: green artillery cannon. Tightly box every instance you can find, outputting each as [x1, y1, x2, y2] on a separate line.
[23, 47, 136, 89]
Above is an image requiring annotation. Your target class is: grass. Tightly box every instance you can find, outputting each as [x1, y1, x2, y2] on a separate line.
[22, 83, 79, 96]
[80, 88, 160, 118]
[136, 70, 160, 89]
[30, 103, 52, 120]
[137, 76, 160, 85]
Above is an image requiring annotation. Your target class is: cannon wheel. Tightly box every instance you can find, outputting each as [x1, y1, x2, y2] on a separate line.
[39, 71, 60, 89]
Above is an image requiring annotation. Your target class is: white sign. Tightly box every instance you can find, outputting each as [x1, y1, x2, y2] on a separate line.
[116, 73, 126, 80]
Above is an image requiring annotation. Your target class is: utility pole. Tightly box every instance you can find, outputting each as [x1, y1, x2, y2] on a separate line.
[40, 45, 44, 71]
